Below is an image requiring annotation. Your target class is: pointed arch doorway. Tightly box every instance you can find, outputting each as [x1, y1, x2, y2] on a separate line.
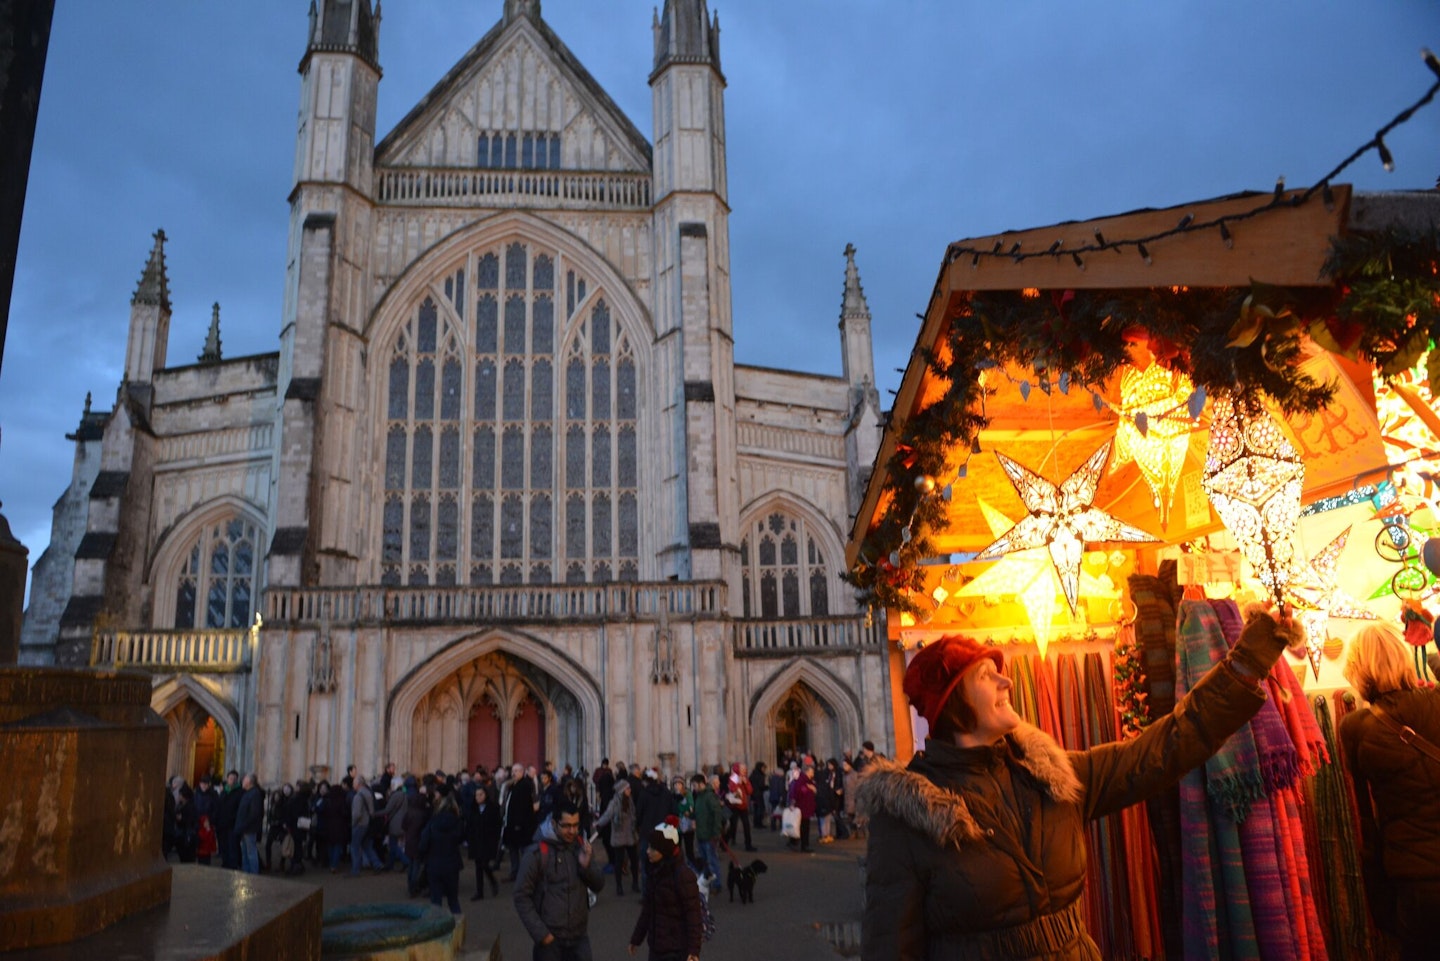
[411, 649, 575, 773]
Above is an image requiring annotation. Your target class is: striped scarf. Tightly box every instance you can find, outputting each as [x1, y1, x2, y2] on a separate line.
[1176, 599, 1260, 960]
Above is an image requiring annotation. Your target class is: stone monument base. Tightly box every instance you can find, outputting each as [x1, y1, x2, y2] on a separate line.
[3, 864, 323, 960]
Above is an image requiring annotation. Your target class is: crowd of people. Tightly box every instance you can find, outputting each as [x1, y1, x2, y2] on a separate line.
[160, 742, 889, 958]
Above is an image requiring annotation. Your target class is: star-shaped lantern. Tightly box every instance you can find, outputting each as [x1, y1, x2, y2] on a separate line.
[959, 499, 1118, 658]
[977, 440, 1160, 615]
[1202, 391, 1305, 605]
[1288, 526, 1376, 680]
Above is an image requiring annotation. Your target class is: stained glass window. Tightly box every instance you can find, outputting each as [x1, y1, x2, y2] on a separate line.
[380, 241, 641, 584]
[740, 510, 833, 619]
[172, 518, 260, 629]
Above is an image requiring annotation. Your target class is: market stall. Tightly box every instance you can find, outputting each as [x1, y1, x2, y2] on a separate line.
[845, 181, 1440, 960]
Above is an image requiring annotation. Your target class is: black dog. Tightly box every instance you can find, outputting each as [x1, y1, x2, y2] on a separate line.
[727, 858, 768, 903]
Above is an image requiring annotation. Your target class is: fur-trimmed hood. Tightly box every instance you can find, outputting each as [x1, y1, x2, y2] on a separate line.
[853, 723, 1082, 848]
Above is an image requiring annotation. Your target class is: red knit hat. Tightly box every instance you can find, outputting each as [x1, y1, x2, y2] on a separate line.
[903, 635, 1004, 727]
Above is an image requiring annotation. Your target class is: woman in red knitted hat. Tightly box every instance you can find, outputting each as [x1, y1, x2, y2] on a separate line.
[856, 606, 1298, 960]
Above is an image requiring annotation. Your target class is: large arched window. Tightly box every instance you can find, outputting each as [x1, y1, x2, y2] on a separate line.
[739, 510, 830, 618]
[173, 517, 260, 629]
[381, 238, 641, 586]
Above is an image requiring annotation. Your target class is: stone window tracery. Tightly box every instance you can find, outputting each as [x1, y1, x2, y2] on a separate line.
[173, 517, 259, 629]
[740, 510, 830, 618]
[381, 240, 641, 586]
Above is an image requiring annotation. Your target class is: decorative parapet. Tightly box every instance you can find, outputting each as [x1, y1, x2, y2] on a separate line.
[733, 615, 883, 657]
[90, 627, 253, 673]
[376, 167, 653, 210]
[263, 581, 726, 626]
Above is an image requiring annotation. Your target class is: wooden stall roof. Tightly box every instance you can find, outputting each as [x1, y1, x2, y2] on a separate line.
[847, 185, 1361, 567]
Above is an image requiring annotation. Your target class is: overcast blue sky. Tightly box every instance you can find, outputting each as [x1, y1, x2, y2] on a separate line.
[4, 0, 1438, 580]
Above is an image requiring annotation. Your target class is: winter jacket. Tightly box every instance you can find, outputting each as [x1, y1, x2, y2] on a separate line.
[317, 791, 350, 845]
[382, 787, 407, 839]
[351, 784, 375, 829]
[419, 802, 466, 883]
[513, 817, 605, 944]
[469, 787, 502, 864]
[235, 785, 264, 838]
[1339, 687, 1440, 883]
[503, 777, 536, 848]
[631, 856, 703, 957]
[402, 790, 430, 855]
[788, 772, 816, 818]
[596, 791, 639, 846]
[691, 784, 724, 841]
[725, 764, 751, 812]
[215, 784, 241, 833]
[856, 613, 1287, 961]
[634, 779, 672, 838]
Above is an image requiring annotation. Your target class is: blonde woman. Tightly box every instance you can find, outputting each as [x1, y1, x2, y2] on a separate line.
[1339, 622, 1440, 960]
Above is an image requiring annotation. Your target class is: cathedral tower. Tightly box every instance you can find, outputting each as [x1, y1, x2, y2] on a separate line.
[122, 229, 172, 407]
[270, 0, 381, 587]
[649, 0, 737, 587]
[839, 244, 881, 515]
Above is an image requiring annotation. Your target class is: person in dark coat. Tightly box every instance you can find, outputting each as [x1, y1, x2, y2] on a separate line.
[419, 786, 466, 914]
[402, 778, 431, 896]
[193, 775, 219, 865]
[1339, 622, 1440, 961]
[749, 762, 768, 830]
[316, 780, 350, 872]
[235, 774, 264, 874]
[502, 762, 536, 881]
[628, 817, 702, 961]
[536, 770, 561, 825]
[514, 801, 605, 959]
[634, 768, 676, 894]
[858, 607, 1296, 961]
[469, 780, 502, 901]
[215, 770, 242, 869]
[173, 785, 198, 863]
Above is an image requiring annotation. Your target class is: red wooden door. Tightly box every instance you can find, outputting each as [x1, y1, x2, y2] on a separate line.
[467, 700, 502, 773]
[512, 696, 546, 769]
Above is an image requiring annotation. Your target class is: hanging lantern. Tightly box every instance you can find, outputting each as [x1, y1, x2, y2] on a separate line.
[960, 498, 1116, 659]
[1202, 391, 1305, 605]
[1295, 610, 1328, 681]
[1288, 525, 1377, 621]
[1112, 363, 1197, 527]
[977, 440, 1160, 617]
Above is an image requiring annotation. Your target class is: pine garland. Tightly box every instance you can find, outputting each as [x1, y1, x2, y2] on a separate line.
[847, 226, 1440, 615]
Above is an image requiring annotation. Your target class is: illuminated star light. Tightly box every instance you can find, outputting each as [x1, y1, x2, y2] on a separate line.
[977, 440, 1160, 615]
[960, 498, 1117, 658]
[1288, 525, 1378, 621]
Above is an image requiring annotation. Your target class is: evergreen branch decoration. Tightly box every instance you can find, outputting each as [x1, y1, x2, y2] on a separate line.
[847, 227, 1440, 616]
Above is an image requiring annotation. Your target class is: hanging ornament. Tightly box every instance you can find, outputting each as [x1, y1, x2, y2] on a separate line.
[1202, 391, 1305, 605]
[1111, 363, 1198, 527]
[977, 440, 1160, 616]
[1287, 526, 1378, 621]
[959, 498, 1117, 659]
[1295, 610, 1328, 681]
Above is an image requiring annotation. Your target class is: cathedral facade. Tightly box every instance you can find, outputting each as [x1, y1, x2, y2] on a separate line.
[22, 0, 894, 786]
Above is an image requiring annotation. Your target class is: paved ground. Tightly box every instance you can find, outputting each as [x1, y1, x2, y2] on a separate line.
[265, 825, 865, 959]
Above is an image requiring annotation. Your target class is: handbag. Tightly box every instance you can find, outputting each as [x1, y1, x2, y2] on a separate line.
[781, 805, 801, 839]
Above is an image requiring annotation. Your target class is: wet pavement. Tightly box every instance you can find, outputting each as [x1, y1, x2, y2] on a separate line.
[245, 824, 865, 959]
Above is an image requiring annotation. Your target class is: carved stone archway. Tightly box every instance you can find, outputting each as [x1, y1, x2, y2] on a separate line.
[151, 675, 241, 779]
[748, 660, 861, 768]
[388, 631, 601, 771]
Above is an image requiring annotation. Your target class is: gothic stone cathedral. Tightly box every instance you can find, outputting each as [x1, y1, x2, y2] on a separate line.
[21, 0, 893, 786]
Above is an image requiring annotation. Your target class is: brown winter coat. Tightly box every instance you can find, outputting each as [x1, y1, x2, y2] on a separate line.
[857, 615, 1291, 961]
[630, 857, 703, 957]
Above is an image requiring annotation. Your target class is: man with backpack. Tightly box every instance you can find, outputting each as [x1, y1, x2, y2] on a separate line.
[514, 801, 605, 960]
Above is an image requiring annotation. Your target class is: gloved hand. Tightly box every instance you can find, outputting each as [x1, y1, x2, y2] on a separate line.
[1226, 602, 1302, 681]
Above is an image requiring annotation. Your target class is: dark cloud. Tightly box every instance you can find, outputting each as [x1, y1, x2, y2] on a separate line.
[4, 0, 1437, 573]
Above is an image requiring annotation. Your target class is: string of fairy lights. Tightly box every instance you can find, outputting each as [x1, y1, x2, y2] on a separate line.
[940, 48, 1440, 272]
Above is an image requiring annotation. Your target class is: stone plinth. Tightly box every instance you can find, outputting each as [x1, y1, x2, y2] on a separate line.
[0, 668, 171, 950]
[2, 864, 323, 960]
